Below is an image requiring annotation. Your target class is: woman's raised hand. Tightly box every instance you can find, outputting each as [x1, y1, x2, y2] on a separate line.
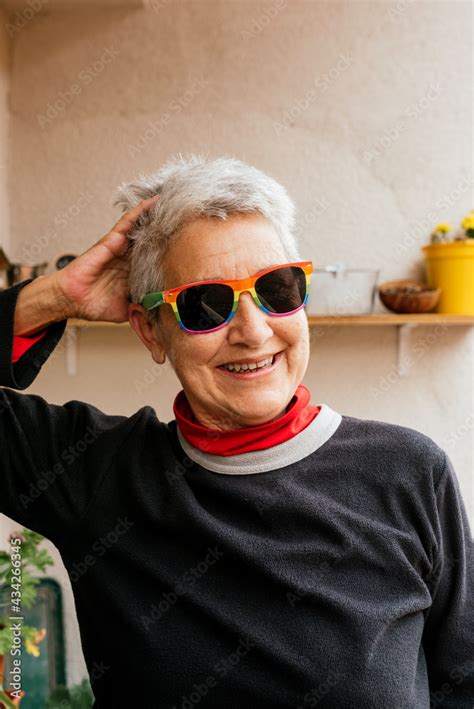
[52, 195, 160, 323]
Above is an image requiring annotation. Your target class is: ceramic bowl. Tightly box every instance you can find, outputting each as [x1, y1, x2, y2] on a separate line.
[378, 279, 441, 313]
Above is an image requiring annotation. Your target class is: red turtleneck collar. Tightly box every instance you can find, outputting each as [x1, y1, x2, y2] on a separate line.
[173, 384, 321, 456]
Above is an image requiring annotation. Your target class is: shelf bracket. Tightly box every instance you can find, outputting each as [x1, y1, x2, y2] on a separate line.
[65, 325, 78, 376]
[397, 323, 416, 377]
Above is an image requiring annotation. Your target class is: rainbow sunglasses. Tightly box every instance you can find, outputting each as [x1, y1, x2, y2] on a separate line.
[130, 261, 314, 334]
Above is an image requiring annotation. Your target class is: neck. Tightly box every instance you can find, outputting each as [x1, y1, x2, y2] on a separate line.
[183, 395, 292, 431]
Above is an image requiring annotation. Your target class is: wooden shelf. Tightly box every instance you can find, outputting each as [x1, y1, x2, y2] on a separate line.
[63, 313, 474, 378]
[307, 313, 474, 326]
[67, 313, 474, 328]
[67, 319, 127, 328]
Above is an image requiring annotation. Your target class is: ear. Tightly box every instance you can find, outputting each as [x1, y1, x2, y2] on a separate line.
[128, 304, 166, 364]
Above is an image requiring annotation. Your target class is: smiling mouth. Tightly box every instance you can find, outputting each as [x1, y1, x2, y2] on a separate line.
[217, 351, 283, 378]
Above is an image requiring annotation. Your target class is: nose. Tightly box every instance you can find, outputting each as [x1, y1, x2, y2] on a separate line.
[226, 290, 274, 346]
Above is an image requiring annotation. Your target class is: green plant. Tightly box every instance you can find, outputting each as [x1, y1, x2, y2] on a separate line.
[0, 528, 54, 705]
[46, 678, 94, 709]
[461, 210, 474, 238]
[0, 690, 16, 709]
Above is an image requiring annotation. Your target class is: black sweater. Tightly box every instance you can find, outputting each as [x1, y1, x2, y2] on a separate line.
[1, 279, 473, 708]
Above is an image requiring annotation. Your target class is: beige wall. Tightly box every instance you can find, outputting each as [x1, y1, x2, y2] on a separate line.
[1, 0, 473, 687]
[0, 7, 9, 253]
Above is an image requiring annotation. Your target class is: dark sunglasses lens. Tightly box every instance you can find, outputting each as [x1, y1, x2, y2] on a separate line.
[177, 283, 234, 331]
[256, 266, 307, 313]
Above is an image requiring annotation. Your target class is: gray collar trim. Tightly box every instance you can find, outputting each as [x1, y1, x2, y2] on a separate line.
[176, 404, 343, 475]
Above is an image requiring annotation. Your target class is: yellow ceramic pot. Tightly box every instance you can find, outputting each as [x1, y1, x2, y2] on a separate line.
[421, 240, 474, 314]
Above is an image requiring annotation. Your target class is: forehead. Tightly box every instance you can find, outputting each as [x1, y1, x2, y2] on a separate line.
[163, 213, 288, 285]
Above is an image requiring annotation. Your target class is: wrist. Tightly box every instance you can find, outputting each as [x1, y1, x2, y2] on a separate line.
[47, 273, 76, 320]
[13, 274, 74, 336]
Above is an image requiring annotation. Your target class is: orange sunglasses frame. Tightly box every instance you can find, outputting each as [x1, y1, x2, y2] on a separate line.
[136, 260, 314, 333]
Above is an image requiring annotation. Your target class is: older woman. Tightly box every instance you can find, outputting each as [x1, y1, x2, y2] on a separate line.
[1, 155, 473, 708]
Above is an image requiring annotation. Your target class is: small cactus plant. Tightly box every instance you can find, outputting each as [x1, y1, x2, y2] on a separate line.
[460, 210, 474, 239]
[430, 223, 452, 244]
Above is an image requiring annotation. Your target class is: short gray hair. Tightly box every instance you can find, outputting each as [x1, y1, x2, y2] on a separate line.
[112, 153, 301, 324]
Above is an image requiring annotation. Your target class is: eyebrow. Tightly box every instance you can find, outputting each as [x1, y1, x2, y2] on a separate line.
[202, 264, 282, 281]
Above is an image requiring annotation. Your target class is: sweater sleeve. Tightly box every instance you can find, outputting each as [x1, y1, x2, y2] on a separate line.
[422, 450, 474, 707]
[0, 279, 128, 543]
[12, 329, 48, 363]
[0, 278, 69, 390]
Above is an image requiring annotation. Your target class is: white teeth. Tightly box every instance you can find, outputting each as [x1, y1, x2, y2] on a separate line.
[221, 355, 275, 372]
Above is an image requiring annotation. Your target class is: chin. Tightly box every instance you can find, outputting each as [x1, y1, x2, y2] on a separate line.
[231, 396, 288, 425]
